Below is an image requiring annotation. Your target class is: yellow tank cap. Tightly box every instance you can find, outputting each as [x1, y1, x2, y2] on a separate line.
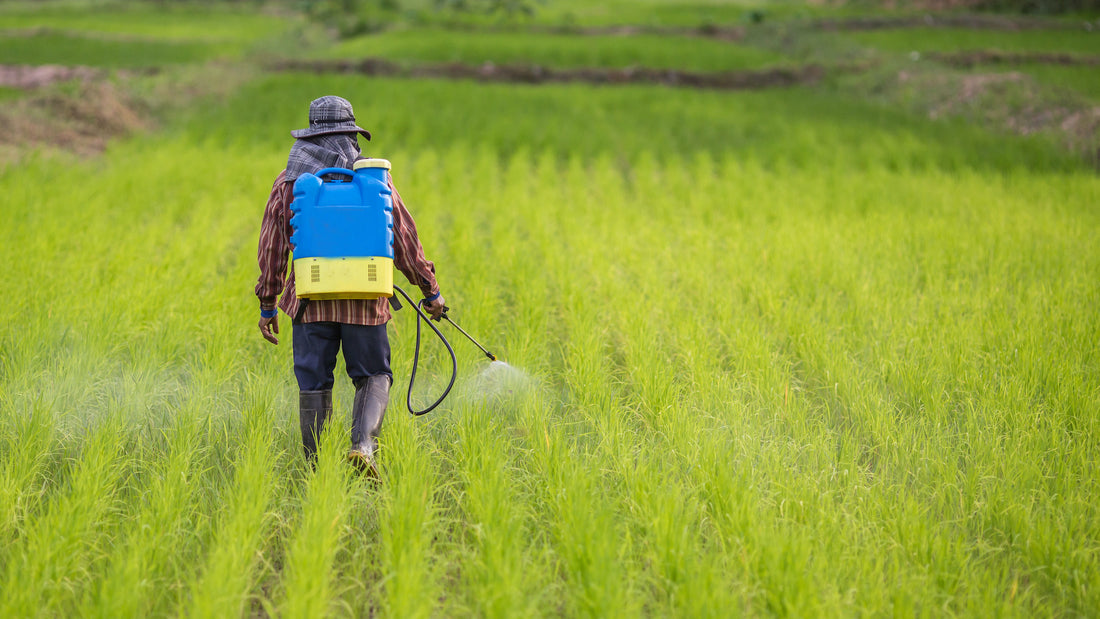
[354, 158, 391, 170]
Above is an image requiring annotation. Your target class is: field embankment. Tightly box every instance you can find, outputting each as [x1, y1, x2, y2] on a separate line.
[271, 57, 827, 90]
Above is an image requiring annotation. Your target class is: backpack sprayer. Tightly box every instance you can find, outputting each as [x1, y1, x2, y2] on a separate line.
[289, 158, 496, 416]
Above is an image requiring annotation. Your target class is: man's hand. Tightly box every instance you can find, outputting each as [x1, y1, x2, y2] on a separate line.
[259, 314, 279, 345]
[424, 295, 447, 321]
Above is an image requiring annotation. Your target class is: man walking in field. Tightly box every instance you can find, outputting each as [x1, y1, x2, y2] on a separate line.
[255, 95, 446, 474]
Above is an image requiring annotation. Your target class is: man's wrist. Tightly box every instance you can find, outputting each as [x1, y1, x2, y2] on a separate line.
[424, 291, 441, 303]
[260, 308, 278, 319]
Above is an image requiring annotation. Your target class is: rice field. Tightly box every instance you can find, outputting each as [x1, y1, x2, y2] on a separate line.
[312, 29, 792, 72]
[0, 4, 297, 67]
[846, 26, 1100, 56]
[0, 32, 232, 67]
[2, 3, 1099, 617]
[0, 4, 292, 41]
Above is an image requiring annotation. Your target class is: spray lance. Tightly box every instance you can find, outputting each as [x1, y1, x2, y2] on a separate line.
[391, 285, 499, 416]
[441, 313, 496, 362]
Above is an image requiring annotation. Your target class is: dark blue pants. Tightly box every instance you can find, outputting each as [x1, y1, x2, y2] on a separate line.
[292, 322, 391, 391]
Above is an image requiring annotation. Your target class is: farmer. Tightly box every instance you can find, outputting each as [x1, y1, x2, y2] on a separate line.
[255, 95, 446, 473]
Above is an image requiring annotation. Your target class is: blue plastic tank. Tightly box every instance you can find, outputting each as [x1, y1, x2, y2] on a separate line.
[290, 159, 394, 259]
[289, 158, 396, 299]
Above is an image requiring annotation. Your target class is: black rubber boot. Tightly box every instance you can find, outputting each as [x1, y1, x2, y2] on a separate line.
[299, 389, 332, 463]
[348, 375, 389, 475]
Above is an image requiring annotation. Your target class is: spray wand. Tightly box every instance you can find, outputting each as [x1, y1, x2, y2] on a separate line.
[392, 285, 498, 416]
[440, 312, 497, 362]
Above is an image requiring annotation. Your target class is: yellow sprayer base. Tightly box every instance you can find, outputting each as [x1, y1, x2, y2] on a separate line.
[294, 256, 393, 300]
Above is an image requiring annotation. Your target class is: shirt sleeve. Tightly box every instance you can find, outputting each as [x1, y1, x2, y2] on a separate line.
[390, 178, 440, 299]
[255, 171, 293, 304]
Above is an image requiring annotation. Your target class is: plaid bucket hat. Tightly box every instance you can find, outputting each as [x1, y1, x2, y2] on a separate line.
[290, 95, 371, 140]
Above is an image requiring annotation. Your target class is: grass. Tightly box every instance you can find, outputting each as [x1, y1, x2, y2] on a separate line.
[314, 29, 793, 71]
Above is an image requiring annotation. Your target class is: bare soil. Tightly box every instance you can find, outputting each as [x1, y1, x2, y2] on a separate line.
[0, 72, 150, 161]
[0, 64, 102, 89]
[897, 68, 1100, 165]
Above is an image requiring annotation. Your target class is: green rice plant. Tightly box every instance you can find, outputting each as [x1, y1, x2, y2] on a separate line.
[333, 476, 385, 616]
[0, 401, 58, 571]
[445, 396, 551, 617]
[405, 0, 832, 28]
[202, 73, 1080, 174]
[378, 138, 1098, 615]
[0, 141, 305, 619]
[276, 423, 358, 619]
[314, 29, 793, 72]
[184, 405, 280, 618]
[371, 408, 446, 618]
[0, 416, 131, 617]
[82, 411, 212, 617]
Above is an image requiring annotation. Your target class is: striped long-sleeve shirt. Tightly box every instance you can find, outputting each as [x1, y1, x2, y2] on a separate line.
[255, 170, 440, 326]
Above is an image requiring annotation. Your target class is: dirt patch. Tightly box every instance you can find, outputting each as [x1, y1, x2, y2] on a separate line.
[897, 68, 1100, 165]
[0, 61, 254, 167]
[0, 64, 102, 89]
[0, 78, 150, 160]
[272, 58, 825, 90]
[902, 70, 1028, 118]
[928, 50, 1100, 67]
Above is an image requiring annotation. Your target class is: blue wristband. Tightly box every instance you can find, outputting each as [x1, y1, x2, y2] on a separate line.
[424, 291, 441, 303]
[260, 308, 277, 319]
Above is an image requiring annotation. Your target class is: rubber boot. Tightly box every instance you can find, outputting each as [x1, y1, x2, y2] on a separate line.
[348, 375, 389, 476]
[299, 389, 332, 464]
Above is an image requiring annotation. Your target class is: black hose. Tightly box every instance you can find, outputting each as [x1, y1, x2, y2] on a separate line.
[392, 285, 457, 416]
